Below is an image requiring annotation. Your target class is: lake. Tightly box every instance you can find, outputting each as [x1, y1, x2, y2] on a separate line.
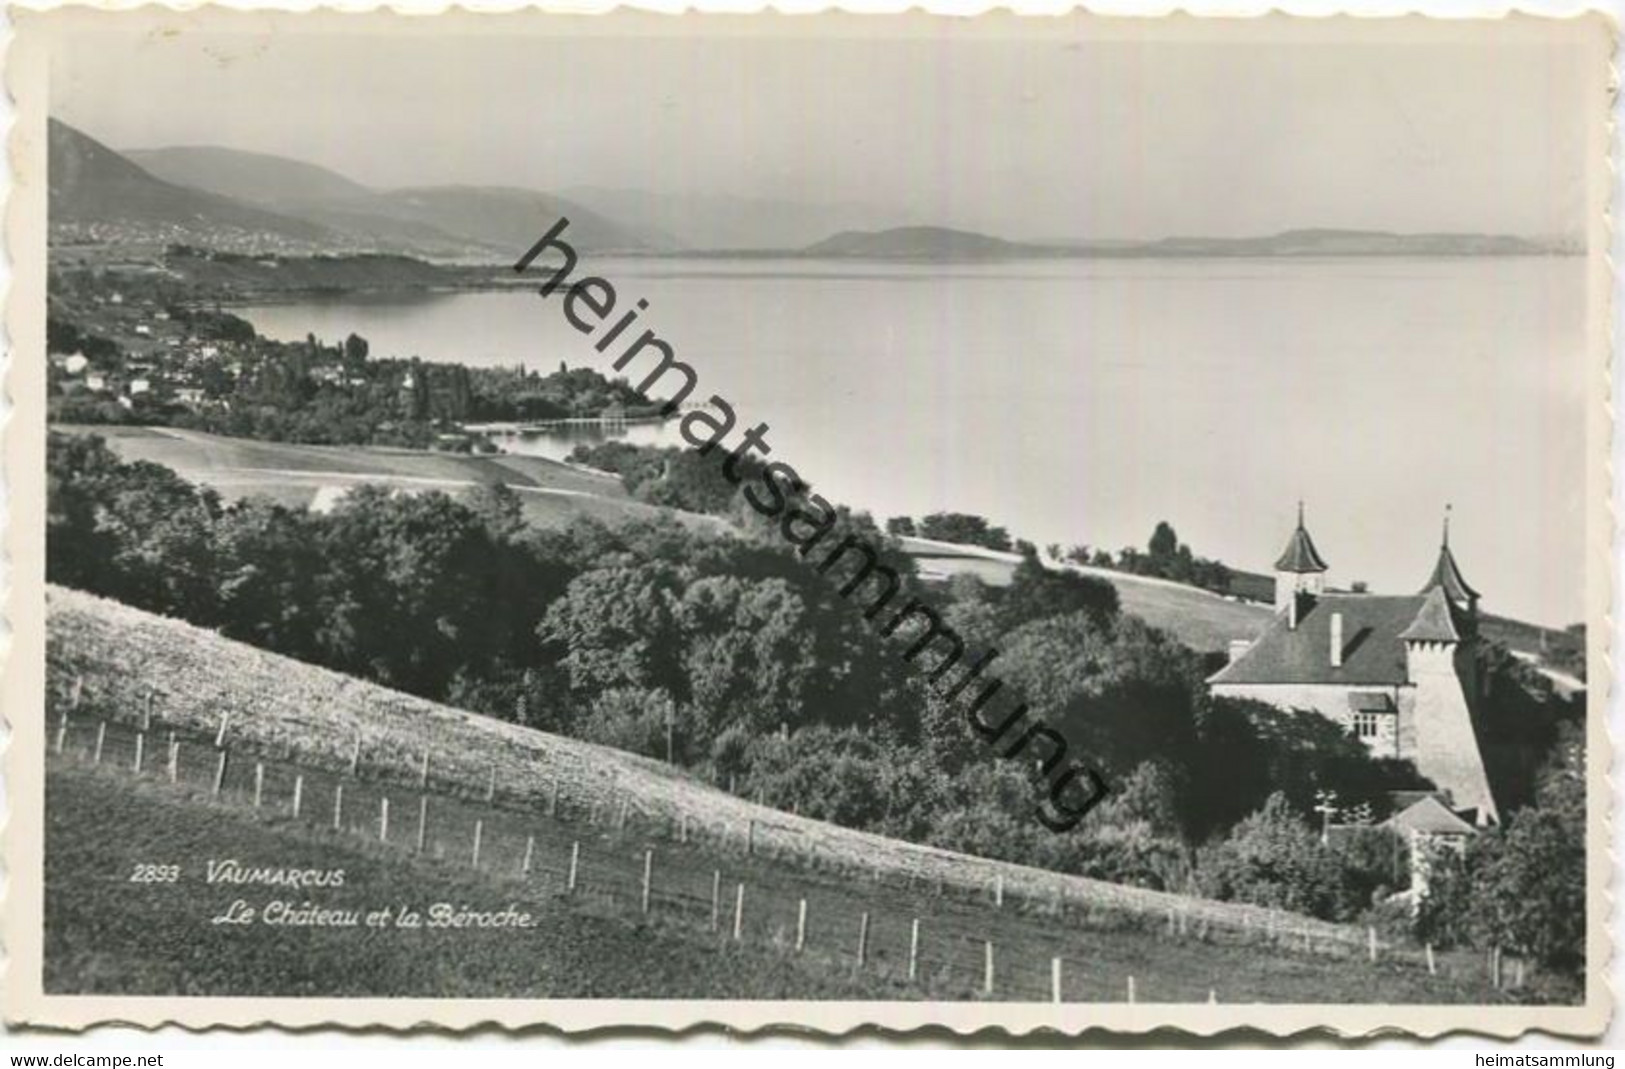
[243, 255, 1590, 627]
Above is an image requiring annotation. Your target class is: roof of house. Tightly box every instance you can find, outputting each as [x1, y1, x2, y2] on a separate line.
[1208, 592, 1436, 686]
[1386, 795, 1477, 836]
[1275, 514, 1330, 573]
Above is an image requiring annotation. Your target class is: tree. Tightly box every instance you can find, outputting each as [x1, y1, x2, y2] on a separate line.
[343, 332, 369, 369]
[1148, 520, 1179, 559]
[677, 576, 819, 742]
[885, 516, 917, 537]
[1473, 747, 1585, 969]
[1196, 792, 1346, 917]
[538, 562, 686, 696]
[916, 512, 1013, 552]
[997, 554, 1119, 632]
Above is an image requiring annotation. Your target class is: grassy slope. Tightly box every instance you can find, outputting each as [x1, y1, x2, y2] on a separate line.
[54, 424, 729, 534]
[903, 539, 1274, 654]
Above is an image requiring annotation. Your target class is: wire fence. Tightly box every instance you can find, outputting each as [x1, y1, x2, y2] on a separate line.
[48, 691, 1528, 1002]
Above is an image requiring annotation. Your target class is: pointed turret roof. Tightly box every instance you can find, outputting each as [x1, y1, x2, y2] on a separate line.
[1421, 507, 1480, 606]
[1399, 586, 1461, 644]
[1274, 502, 1329, 573]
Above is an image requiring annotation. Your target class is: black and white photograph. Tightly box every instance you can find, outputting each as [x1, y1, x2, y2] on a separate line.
[2, 5, 1612, 1038]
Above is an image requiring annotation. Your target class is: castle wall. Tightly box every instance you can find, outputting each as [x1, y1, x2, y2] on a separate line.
[1207, 682, 1402, 758]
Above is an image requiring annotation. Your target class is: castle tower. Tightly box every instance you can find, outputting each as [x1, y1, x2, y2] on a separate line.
[1274, 501, 1329, 622]
[1400, 586, 1498, 824]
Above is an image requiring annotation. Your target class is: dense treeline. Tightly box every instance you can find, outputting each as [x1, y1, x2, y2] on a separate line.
[46, 432, 1583, 979]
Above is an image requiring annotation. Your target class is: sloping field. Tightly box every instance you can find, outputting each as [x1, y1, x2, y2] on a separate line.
[54, 424, 729, 533]
[899, 536, 1273, 654]
[49, 586, 1423, 957]
[44, 763, 906, 1000]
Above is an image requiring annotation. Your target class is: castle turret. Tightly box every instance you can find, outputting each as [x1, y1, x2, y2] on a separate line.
[1400, 585, 1497, 824]
[1274, 502, 1328, 623]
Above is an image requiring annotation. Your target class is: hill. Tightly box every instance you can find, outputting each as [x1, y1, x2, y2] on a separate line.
[43, 583, 1500, 1001]
[795, 225, 1569, 262]
[48, 120, 338, 253]
[562, 185, 909, 251]
[112, 139, 665, 257]
[803, 226, 1025, 260]
[127, 144, 373, 205]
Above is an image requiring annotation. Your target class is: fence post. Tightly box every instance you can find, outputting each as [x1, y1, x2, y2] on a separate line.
[72, 674, 84, 709]
[93, 722, 106, 765]
[53, 711, 69, 756]
[253, 762, 264, 807]
[1491, 946, 1502, 989]
[617, 799, 629, 832]
[568, 841, 579, 893]
[213, 749, 229, 798]
[747, 820, 755, 856]
[1209, 989, 1218, 1005]
[349, 736, 362, 777]
[1514, 958, 1526, 989]
[1367, 926, 1378, 963]
[1127, 976, 1136, 1004]
[214, 712, 229, 749]
[332, 783, 343, 828]
[1426, 943, 1437, 976]
[471, 820, 483, 868]
[522, 835, 535, 875]
[994, 873, 1004, 909]
[732, 883, 746, 941]
[142, 690, 153, 733]
[417, 796, 429, 853]
[133, 732, 145, 774]
[379, 797, 390, 842]
[983, 941, 995, 995]
[795, 898, 807, 952]
[167, 735, 179, 784]
[292, 774, 303, 817]
[857, 911, 870, 967]
[1051, 958, 1063, 1003]
[486, 766, 497, 803]
[642, 849, 654, 914]
[710, 870, 721, 932]
[419, 752, 430, 790]
[908, 918, 920, 982]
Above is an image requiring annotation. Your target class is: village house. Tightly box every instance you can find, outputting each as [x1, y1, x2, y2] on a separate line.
[1207, 507, 1500, 825]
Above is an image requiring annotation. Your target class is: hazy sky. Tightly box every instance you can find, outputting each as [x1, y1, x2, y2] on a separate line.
[49, 14, 1597, 241]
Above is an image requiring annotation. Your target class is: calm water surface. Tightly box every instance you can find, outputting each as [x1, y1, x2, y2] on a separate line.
[244, 256, 1589, 626]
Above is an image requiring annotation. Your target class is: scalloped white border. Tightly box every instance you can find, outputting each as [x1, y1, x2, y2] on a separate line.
[0, 3, 1615, 1043]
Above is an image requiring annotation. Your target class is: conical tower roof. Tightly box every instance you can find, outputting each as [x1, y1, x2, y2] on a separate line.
[1421, 507, 1480, 607]
[1275, 502, 1329, 573]
[1399, 586, 1462, 643]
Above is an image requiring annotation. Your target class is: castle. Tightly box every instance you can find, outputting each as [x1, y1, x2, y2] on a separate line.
[1207, 507, 1499, 825]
